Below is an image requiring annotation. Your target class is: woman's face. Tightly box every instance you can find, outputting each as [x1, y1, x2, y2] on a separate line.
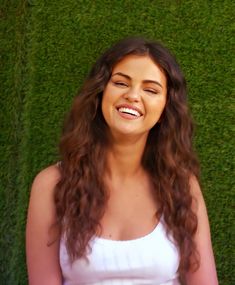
[101, 54, 167, 139]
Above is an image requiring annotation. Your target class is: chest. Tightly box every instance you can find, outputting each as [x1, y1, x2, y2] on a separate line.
[99, 178, 159, 241]
[60, 220, 180, 285]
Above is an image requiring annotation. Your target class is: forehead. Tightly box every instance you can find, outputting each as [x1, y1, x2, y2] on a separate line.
[112, 55, 166, 84]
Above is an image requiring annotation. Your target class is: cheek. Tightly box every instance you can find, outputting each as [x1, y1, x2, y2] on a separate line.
[159, 101, 167, 118]
[101, 87, 108, 110]
[101, 91, 112, 124]
[152, 97, 167, 111]
[149, 98, 167, 123]
[101, 85, 118, 113]
[160, 100, 167, 114]
[101, 97, 107, 120]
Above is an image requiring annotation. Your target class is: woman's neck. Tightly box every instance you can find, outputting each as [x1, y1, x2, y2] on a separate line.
[105, 135, 148, 180]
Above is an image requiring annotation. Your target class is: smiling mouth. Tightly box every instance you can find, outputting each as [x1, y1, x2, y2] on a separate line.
[117, 107, 142, 117]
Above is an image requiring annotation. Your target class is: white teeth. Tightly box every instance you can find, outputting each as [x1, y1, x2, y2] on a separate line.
[118, 107, 141, 117]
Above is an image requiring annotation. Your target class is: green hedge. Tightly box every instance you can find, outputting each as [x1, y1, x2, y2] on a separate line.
[1, 0, 234, 284]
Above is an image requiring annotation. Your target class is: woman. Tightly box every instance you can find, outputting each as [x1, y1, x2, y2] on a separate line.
[26, 37, 218, 285]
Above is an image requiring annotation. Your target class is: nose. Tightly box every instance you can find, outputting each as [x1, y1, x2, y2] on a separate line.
[123, 87, 140, 102]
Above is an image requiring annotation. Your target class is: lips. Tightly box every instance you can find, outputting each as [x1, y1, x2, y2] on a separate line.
[116, 104, 143, 118]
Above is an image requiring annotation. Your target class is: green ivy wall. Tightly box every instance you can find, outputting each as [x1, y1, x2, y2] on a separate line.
[1, 0, 234, 284]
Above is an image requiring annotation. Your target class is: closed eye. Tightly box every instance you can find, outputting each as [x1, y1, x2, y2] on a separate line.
[144, 89, 159, 95]
[113, 81, 128, 87]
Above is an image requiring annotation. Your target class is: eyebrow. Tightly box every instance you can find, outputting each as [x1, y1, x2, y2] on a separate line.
[111, 72, 163, 88]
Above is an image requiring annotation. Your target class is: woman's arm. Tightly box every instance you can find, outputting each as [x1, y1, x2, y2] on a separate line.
[185, 176, 219, 285]
[26, 165, 63, 285]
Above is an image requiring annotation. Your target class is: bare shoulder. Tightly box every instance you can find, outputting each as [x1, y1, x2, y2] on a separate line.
[31, 164, 61, 193]
[26, 164, 63, 284]
[189, 175, 205, 210]
[186, 175, 219, 284]
[27, 164, 61, 230]
[188, 174, 208, 225]
[189, 175, 202, 197]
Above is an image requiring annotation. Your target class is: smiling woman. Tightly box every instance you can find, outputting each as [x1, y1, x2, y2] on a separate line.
[26, 37, 218, 285]
[102, 55, 167, 139]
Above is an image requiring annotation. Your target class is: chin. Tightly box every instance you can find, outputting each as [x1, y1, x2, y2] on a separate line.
[110, 127, 148, 139]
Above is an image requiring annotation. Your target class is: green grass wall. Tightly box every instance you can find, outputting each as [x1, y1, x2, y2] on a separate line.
[1, 0, 234, 284]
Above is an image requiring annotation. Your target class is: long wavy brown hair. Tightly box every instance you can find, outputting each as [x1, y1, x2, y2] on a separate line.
[54, 37, 200, 282]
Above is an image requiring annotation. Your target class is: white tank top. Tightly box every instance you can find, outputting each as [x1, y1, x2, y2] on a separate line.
[60, 218, 180, 285]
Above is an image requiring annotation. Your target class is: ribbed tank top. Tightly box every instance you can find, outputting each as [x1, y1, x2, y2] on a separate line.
[60, 218, 180, 285]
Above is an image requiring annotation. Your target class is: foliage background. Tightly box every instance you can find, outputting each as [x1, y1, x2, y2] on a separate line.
[1, 0, 234, 284]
